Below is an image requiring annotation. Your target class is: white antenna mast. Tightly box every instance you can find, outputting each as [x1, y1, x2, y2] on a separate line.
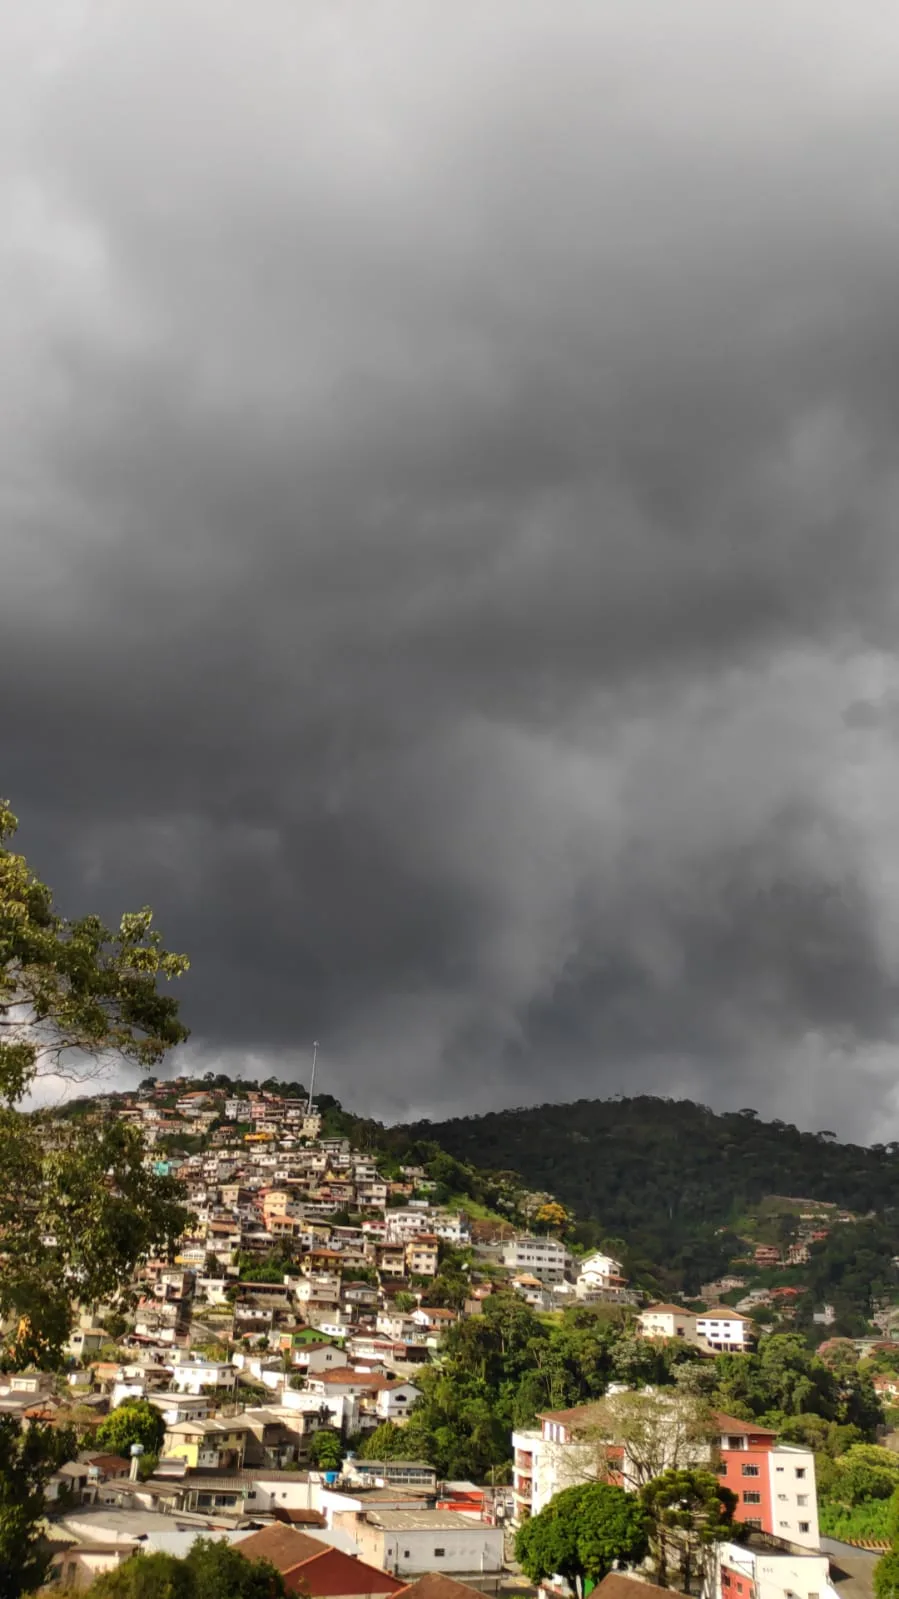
[306, 1041, 318, 1115]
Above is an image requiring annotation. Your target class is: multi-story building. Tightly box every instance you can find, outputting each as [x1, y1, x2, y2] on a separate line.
[636, 1303, 700, 1343]
[715, 1414, 818, 1549]
[511, 1403, 620, 1522]
[500, 1235, 572, 1284]
[405, 1235, 439, 1277]
[695, 1309, 755, 1352]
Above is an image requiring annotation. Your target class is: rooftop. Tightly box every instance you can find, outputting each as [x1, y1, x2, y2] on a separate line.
[364, 1511, 486, 1531]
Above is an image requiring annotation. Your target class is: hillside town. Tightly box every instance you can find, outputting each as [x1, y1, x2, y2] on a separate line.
[4, 1074, 893, 1599]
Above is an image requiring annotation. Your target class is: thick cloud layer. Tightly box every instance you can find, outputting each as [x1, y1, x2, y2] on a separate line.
[5, 2, 899, 1135]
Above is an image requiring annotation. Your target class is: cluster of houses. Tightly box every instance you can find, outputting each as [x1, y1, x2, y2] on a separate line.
[14, 1085, 856, 1599]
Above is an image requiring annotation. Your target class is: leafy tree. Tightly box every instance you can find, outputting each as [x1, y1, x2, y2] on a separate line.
[640, 1468, 737, 1593]
[96, 1399, 165, 1457]
[0, 802, 190, 1597]
[0, 1417, 77, 1598]
[533, 1202, 571, 1237]
[358, 1421, 421, 1461]
[516, 1483, 647, 1589]
[0, 801, 188, 1101]
[86, 1537, 286, 1597]
[308, 1430, 344, 1471]
[580, 1391, 716, 1489]
[875, 1551, 899, 1599]
[0, 803, 190, 1370]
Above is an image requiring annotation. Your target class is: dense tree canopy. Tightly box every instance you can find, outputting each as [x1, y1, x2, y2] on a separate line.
[516, 1483, 647, 1588]
[86, 1538, 286, 1597]
[95, 1400, 166, 1458]
[384, 1096, 899, 1293]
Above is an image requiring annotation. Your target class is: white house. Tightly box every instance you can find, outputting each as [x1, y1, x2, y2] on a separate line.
[146, 1391, 215, 1426]
[576, 1251, 625, 1288]
[168, 1358, 236, 1395]
[347, 1510, 504, 1576]
[695, 1308, 754, 1352]
[636, 1303, 700, 1343]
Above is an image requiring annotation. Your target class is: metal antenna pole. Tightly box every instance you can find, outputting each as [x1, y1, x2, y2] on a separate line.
[307, 1041, 318, 1115]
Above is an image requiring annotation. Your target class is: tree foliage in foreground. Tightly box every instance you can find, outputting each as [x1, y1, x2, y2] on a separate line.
[875, 1549, 899, 1599]
[85, 1537, 286, 1597]
[515, 1482, 648, 1589]
[0, 801, 190, 1369]
[0, 1417, 76, 1598]
[0, 799, 190, 1599]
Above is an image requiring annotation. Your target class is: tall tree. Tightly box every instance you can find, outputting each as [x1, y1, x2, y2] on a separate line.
[0, 800, 190, 1598]
[0, 801, 190, 1368]
[581, 1391, 716, 1489]
[640, 1468, 736, 1593]
[0, 1417, 77, 1598]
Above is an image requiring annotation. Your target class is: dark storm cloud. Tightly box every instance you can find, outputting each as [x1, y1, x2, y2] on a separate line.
[5, 2, 899, 1134]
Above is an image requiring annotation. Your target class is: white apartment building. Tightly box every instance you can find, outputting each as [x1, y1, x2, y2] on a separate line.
[716, 1542, 838, 1599]
[695, 1309, 754, 1352]
[512, 1403, 608, 1521]
[501, 1235, 572, 1284]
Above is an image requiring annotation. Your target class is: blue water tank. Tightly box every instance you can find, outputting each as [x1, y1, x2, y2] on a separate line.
[324, 1471, 339, 1486]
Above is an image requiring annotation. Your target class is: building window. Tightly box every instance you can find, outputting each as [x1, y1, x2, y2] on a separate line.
[743, 1492, 762, 1504]
[795, 1468, 806, 1479]
[745, 1518, 762, 1529]
[434, 1548, 445, 1557]
[741, 1465, 759, 1477]
[728, 1436, 744, 1450]
[799, 1522, 810, 1534]
[797, 1495, 808, 1507]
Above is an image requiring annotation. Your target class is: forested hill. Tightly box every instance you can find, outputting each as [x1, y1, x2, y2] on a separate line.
[388, 1096, 899, 1277]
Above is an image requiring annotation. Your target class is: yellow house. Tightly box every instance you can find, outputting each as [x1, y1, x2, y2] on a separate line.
[161, 1417, 249, 1470]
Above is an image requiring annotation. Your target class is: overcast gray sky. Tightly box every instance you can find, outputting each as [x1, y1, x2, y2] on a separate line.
[6, 2, 899, 1136]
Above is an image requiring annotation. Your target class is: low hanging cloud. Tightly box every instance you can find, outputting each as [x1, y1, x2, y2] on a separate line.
[6, 2, 899, 1137]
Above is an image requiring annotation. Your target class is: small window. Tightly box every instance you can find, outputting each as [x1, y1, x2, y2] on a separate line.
[743, 1492, 762, 1504]
[799, 1522, 810, 1534]
[795, 1468, 806, 1480]
[728, 1436, 744, 1450]
[797, 1495, 808, 1507]
[434, 1548, 445, 1557]
[741, 1465, 759, 1477]
[745, 1518, 762, 1529]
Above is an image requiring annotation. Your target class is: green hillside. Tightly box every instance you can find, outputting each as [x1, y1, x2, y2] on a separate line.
[384, 1095, 899, 1292]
